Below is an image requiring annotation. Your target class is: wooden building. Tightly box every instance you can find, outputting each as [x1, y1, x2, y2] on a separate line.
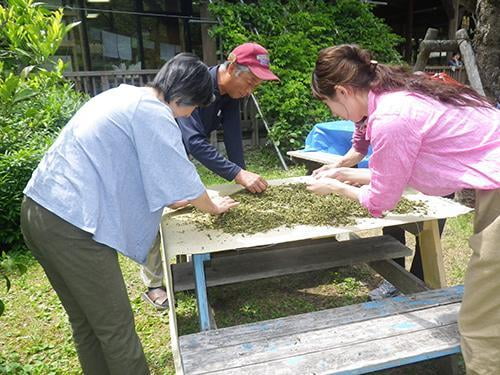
[51, 0, 216, 72]
[53, 0, 468, 97]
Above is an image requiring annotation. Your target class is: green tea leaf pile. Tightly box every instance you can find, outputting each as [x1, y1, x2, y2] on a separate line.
[191, 184, 428, 235]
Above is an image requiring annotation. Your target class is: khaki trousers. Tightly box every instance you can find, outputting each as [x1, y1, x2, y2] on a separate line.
[20, 197, 149, 375]
[140, 234, 163, 289]
[459, 189, 500, 375]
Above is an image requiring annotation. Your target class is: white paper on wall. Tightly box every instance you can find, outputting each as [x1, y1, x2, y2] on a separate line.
[102, 30, 119, 58]
[102, 31, 132, 60]
[117, 34, 132, 60]
[160, 43, 178, 61]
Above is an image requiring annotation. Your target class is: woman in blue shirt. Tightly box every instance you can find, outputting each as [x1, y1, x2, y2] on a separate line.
[20, 53, 238, 374]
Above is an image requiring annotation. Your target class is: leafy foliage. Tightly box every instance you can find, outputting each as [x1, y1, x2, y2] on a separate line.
[209, 0, 403, 151]
[0, 0, 86, 316]
[0, 0, 79, 71]
[1, 80, 86, 253]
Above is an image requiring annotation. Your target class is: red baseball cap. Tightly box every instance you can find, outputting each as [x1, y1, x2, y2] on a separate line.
[227, 43, 279, 81]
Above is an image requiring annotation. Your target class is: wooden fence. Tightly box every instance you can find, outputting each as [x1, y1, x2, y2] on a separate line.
[63, 70, 159, 97]
[63, 66, 467, 98]
[62, 65, 467, 148]
[423, 66, 467, 84]
[63, 69, 264, 147]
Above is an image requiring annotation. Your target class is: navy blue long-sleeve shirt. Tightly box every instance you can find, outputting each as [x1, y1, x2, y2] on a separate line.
[177, 66, 245, 181]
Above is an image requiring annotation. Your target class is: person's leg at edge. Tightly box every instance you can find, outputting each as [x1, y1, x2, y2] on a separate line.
[21, 197, 149, 375]
[459, 189, 500, 375]
[140, 235, 168, 309]
[21, 198, 110, 375]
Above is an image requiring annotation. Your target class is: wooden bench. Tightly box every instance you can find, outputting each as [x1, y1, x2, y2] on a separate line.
[179, 286, 463, 374]
[171, 235, 412, 292]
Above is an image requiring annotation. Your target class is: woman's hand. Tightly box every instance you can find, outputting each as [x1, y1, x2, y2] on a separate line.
[190, 192, 239, 215]
[311, 162, 342, 178]
[168, 200, 190, 210]
[210, 195, 239, 215]
[313, 167, 370, 186]
[306, 177, 347, 196]
[307, 177, 361, 202]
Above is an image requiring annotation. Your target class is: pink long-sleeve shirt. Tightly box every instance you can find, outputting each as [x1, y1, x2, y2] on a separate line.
[359, 90, 500, 217]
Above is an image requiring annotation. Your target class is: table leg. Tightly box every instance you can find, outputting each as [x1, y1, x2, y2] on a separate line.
[159, 225, 183, 373]
[192, 253, 216, 331]
[418, 219, 447, 289]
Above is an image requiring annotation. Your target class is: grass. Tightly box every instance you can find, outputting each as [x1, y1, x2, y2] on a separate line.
[0, 146, 473, 374]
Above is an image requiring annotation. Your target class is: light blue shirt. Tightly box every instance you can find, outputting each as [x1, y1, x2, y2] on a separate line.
[24, 84, 205, 263]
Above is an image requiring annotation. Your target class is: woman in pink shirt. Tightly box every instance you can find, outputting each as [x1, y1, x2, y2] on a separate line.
[307, 44, 500, 374]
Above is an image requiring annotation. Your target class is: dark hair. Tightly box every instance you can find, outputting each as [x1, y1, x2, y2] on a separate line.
[150, 53, 214, 107]
[312, 44, 492, 108]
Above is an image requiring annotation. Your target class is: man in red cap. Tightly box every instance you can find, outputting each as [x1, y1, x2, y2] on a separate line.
[140, 43, 279, 310]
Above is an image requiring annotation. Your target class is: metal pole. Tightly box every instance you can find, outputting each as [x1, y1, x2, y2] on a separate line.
[251, 94, 288, 170]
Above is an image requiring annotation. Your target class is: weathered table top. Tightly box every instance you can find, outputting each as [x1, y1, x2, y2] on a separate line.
[160, 176, 471, 257]
[287, 150, 343, 164]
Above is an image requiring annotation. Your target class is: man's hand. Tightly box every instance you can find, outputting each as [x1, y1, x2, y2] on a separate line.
[234, 169, 268, 193]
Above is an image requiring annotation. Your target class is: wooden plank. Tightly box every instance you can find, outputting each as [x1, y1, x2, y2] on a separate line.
[418, 40, 458, 52]
[419, 220, 447, 288]
[286, 150, 342, 165]
[172, 236, 411, 292]
[456, 28, 485, 95]
[63, 69, 158, 78]
[101, 75, 110, 91]
[414, 27, 439, 72]
[181, 303, 461, 374]
[180, 286, 463, 351]
[369, 259, 429, 294]
[190, 325, 460, 375]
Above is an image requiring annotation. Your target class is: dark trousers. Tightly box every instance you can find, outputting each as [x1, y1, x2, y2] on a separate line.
[20, 197, 149, 375]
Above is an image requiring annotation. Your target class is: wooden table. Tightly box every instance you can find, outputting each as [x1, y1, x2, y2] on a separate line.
[287, 150, 343, 174]
[159, 176, 471, 373]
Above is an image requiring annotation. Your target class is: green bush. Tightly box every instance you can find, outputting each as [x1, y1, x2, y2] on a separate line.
[0, 79, 87, 253]
[209, 0, 403, 151]
[0, 0, 79, 71]
[0, 0, 85, 253]
[0, 0, 86, 315]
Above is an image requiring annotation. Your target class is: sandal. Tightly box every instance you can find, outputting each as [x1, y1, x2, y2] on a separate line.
[141, 287, 168, 310]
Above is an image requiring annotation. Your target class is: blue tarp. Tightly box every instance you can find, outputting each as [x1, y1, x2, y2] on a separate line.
[303, 120, 372, 168]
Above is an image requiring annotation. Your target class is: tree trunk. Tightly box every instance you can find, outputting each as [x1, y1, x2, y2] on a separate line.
[473, 0, 500, 101]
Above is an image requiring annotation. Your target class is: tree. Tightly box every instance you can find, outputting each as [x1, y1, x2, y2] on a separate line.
[209, 0, 402, 151]
[473, 0, 500, 101]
